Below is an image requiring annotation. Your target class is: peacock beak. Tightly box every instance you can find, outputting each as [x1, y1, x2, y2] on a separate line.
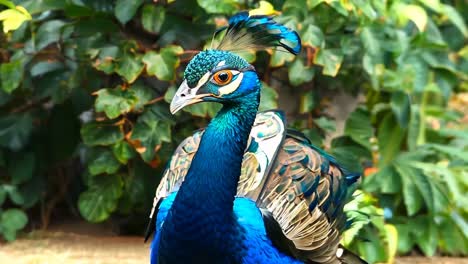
[170, 79, 210, 114]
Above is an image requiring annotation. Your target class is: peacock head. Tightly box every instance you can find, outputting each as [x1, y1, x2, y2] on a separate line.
[170, 11, 301, 114]
[170, 50, 259, 114]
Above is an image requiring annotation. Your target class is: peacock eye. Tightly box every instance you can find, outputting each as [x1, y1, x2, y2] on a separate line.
[213, 70, 233, 85]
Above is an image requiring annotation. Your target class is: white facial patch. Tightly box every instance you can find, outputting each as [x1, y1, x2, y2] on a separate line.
[216, 61, 226, 67]
[218, 72, 243, 95]
[194, 71, 211, 89]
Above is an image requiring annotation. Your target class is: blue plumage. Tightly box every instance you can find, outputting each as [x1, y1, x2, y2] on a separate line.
[147, 11, 367, 264]
[152, 193, 303, 264]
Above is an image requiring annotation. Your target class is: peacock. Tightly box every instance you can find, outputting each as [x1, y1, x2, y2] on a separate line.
[145, 11, 367, 264]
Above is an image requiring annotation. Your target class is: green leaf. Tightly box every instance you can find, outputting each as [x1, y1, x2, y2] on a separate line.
[307, 0, 325, 9]
[35, 20, 66, 50]
[13, 174, 43, 209]
[299, 91, 315, 114]
[421, 52, 458, 74]
[141, 4, 165, 33]
[377, 113, 405, 166]
[30, 61, 64, 77]
[344, 107, 373, 150]
[451, 211, 468, 239]
[81, 122, 123, 146]
[395, 155, 448, 215]
[93, 45, 122, 74]
[427, 144, 468, 162]
[78, 174, 123, 222]
[390, 92, 410, 128]
[288, 59, 314, 86]
[417, 0, 442, 12]
[0, 0, 15, 9]
[0, 5, 31, 33]
[314, 116, 335, 133]
[131, 82, 156, 111]
[269, 50, 295, 67]
[360, 27, 380, 57]
[411, 162, 462, 206]
[8, 152, 35, 185]
[259, 82, 278, 111]
[414, 217, 438, 256]
[354, 0, 377, 19]
[325, 1, 349, 17]
[0, 113, 33, 151]
[143, 46, 183, 81]
[114, 0, 144, 24]
[197, 0, 237, 14]
[423, 19, 446, 47]
[407, 105, 424, 151]
[131, 104, 174, 162]
[331, 136, 371, 172]
[395, 223, 414, 254]
[364, 165, 401, 194]
[357, 226, 387, 263]
[95, 88, 139, 119]
[115, 54, 144, 83]
[112, 141, 135, 164]
[87, 148, 121, 176]
[398, 166, 424, 216]
[441, 4, 468, 37]
[393, 3, 428, 32]
[0, 208, 28, 232]
[301, 25, 324, 48]
[3, 184, 24, 205]
[314, 49, 343, 77]
[0, 59, 23, 93]
[384, 224, 398, 263]
[439, 215, 468, 255]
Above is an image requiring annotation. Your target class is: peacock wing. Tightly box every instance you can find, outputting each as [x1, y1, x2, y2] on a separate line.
[254, 133, 361, 263]
[237, 110, 286, 199]
[145, 130, 203, 241]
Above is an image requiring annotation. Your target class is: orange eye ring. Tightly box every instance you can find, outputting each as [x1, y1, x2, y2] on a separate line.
[213, 70, 233, 85]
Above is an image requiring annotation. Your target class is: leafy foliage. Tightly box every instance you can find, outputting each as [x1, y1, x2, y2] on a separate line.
[0, 0, 467, 262]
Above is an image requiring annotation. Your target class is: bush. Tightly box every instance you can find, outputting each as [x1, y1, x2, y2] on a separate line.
[0, 0, 467, 262]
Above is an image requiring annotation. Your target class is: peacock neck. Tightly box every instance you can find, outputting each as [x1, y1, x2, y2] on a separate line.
[173, 91, 259, 215]
[159, 89, 260, 262]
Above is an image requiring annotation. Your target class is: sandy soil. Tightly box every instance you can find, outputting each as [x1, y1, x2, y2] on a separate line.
[0, 231, 466, 264]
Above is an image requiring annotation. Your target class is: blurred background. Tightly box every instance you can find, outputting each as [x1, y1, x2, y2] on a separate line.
[0, 0, 467, 263]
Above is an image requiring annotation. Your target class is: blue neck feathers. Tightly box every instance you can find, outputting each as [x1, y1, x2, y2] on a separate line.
[158, 73, 260, 262]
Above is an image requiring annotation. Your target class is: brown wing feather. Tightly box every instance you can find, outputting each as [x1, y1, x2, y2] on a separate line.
[256, 137, 351, 263]
[148, 130, 203, 220]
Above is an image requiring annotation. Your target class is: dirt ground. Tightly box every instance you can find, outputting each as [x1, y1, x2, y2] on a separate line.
[0, 228, 467, 264]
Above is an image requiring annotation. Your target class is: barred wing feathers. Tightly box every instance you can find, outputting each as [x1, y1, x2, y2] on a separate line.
[257, 136, 361, 263]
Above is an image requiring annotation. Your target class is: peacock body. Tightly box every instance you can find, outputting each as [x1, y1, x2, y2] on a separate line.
[146, 11, 366, 264]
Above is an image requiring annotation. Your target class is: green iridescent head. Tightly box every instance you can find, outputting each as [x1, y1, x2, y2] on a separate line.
[170, 11, 301, 114]
[170, 50, 258, 114]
